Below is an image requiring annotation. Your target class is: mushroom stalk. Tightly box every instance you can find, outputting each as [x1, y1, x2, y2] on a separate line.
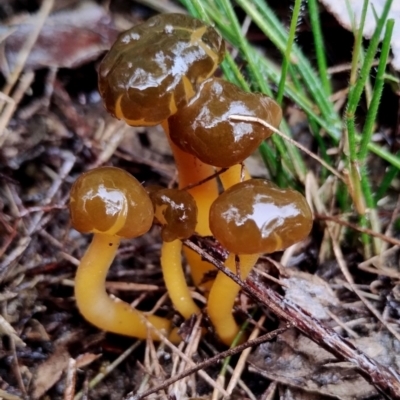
[208, 179, 313, 345]
[162, 120, 220, 289]
[219, 164, 251, 190]
[75, 233, 171, 340]
[207, 164, 256, 345]
[97, 14, 226, 311]
[162, 121, 218, 232]
[161, 240, 200, 318]
[207, 253, 259, 345]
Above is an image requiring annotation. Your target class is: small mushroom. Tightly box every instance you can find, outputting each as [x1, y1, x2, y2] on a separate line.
[207, 179, 313, 345]
[70, 166, 172, 340]
[147, 186, 198, 243]
[169, 77, 282, 168]
[98, 13, 225, 126]
[147, 186, 200, 318]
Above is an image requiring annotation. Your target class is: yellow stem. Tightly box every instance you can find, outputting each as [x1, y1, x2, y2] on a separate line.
[219, 164, 251, 190]
[75, 233, 172, 340]
[161, 240, 200, 318]
[207, 253, 259, 346]
[162, 120, 219, 289]
[162, 120, 218, 234]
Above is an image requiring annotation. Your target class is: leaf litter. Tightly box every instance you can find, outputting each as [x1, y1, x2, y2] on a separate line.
[249, 269, 400, 399]
[0, 0, 399, 399]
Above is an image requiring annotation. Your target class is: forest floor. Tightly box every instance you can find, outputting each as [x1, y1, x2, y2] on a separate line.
[1, 1, 400, 399]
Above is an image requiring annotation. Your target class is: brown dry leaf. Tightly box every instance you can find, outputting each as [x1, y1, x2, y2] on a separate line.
[0, 1, 118, 76]
[282, 270, 339, 320]
[355, 330, 400, 367]
[279, 386, 332, 400]
[249, 270, 400, 399]
[75, 352, 102, 368]
[318, 0, 400, 70]
[249, 329, 378, 400]
[32, 344, 70, 399]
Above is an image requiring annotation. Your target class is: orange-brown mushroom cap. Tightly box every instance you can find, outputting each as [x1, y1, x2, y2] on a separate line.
[70, 166, 153, 238]
[209, 179, 313, 254]
[98, 13, 225, 126]
[168, 78, 282, 168]
[147, 186, 198, 242]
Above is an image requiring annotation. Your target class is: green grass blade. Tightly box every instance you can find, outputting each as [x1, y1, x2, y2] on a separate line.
[348, 0, 369, 85]
[345, 0, 393, 214]
[358, 19, 395, 161]
[346, 0, 393, 156]
[183, 0, 307, 181]
[307, 0, 332, 96]
[238, 0, 341, 130]
[367, 142, 400, 169]
[276, 0, 303, 104]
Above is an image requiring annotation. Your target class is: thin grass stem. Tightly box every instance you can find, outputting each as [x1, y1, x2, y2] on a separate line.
[276, 0, 303, 104]
[359, 19, 395, 161]
[348, 0, 369, 86]
[346, 0, 393, 152]
[307, 0, 331, 95]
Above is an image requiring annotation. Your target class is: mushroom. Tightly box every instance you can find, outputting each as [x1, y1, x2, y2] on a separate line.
[169, 77, 282, 169]
[70, 166, 172, 340]
[98, 13, 225, 127]
[98, 13, 225, 304]
[147, 186, 200, 318]
[147, 186, 197, 243]
[207, 179, 313, 345]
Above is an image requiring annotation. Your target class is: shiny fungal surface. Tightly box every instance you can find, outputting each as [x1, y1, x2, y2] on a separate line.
[147, 186, 198, 242]
[70, 166, 154, 238]
[209, 179, 313, 254]
[168, 77, 282, 167]
[98, 13, 225, 126]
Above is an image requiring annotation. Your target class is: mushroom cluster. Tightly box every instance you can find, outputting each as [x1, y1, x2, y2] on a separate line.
[69, 13, 313, 345]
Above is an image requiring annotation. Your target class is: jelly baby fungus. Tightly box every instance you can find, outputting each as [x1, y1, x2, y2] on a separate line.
[98, 13, 224, 126]
[69, 166, 171, 340]
[147, 186, 200, 318]
[169, 77, 282, 169]
[208, 179, 313, 345]
[147, 186, 198, 243]
[98, 13, 225, 294]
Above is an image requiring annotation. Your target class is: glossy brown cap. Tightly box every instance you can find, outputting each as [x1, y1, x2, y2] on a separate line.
[147, 186, 197, 242]
[70, 167, 154, 238]
[209, 179, 312, 254]
[98, 13, 225, 126]
[168, 77, 282, 168]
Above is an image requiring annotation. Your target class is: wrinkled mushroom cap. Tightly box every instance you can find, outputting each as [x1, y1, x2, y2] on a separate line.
[70, 166, 154, 238]
[147, 186, 197, 242]
[209, 179, 312, 254]
[168, 77, 282, 168]
[98, 13, 225, 126]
